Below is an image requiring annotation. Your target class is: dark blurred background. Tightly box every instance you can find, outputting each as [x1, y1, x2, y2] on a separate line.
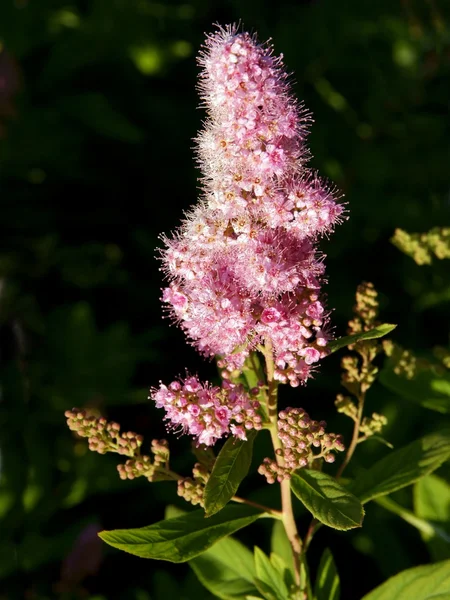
[0, 0, 449, 598]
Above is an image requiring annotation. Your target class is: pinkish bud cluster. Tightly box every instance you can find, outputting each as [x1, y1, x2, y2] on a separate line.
[177, 462, 210, 507]
[65, 409, 174, 483]
[117, 455, 155, 481]
[117, 439, 171, 482]
[258, 407, 345, 483]
[65, 408, 143, 457]
[160, 25, 343, 387]
[150, 376, 262, 446]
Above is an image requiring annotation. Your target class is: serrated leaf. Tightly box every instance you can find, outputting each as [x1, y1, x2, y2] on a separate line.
[414, 475, 450, 560]
[99, 505, 263, 563]
[328, 323, 397, 354]
[349, 430, 450, 504]
[191, 561, 258, 600]
[361, 560, 450, 600]
[290, 470, 364, 531]
[314, 548, 340, 600]
[254, 547, 289, 600]
[190, 533, 257, 599]
[204, 431, 257, 517]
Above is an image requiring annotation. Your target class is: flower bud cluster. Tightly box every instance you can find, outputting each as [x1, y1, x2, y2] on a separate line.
[348, 281, 379, 335]
[383, 339, 431, 380]
[335, 395, 388, 442]
[160, 25, 343, 389]
[391, 227, 450, 265]
[383, 340, 447, 383]
[65, 408, 172, 483]
[258, 407, 345, 483]
[117, 439, 171, 482]
[342, 283, 382, 396]
[65, 408, 143, 457]
[151, 376, 263, 446]
[177, 463, 210, 507]
[341, 355, 379, 397]
[335, 394, 358, 421]
[359, 413, 387, 438]
[434, 346, 450, 370]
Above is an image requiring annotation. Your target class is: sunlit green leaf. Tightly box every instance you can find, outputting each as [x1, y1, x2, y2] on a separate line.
[270, 521, 293, 571]
[254, 547, 289, 600]
[204, 431, 257, 517]
[190, 535, 259, 600]
[328, 324, 397, 354]
[414, 475, 450, 560]
[291, 470, 364, 530]
[314, 548, 340, 600]
[99, 505, 263, 562]
[380, 364, 450, 414]
[362, 560, 450, 600]
[350, 430, 450, 504]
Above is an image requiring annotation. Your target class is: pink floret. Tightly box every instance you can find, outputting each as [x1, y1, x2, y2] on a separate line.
[151, 376, 262, 446]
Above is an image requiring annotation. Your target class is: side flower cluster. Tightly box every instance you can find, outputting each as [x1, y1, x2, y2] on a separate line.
[160, 25, 343, 388]
[65, 408, 144, 456]
[150, 376, 262, 446]
[177, 462, 210, 507]
[65, 409, 171, 482]
[258, 407, 345, 483]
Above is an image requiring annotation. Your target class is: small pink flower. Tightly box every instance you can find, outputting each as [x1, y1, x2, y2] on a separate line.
[151, 377, 262, 446]
[261, 307, 283, 325]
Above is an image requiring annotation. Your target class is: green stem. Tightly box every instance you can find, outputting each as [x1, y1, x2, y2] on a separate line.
[336, 391, 365, 480]
[303, 519, 320, 552]
[263, 341, 303, 591]
[232, 495, 283, 518]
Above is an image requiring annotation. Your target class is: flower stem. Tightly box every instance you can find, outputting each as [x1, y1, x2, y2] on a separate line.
[263, 341, 303, 590]
[336, 392, 365, 480]
[231, 495, 283, 517]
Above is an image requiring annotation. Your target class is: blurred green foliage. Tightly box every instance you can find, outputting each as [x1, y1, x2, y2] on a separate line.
[0, 0, 448, 598]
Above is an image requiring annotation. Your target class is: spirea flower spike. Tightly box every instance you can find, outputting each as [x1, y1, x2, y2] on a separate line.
[155, 24, 344, 443]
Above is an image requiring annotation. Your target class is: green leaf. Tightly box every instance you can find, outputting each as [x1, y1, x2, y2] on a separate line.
[270, 521, 293, 571]
[361, 560, 450, 600]
[375, 496, 442, 541]
[301, 553, 313, 600]
[270, 553, 295, 596]
[190, 536, 259, 600]
[290, 470, 364, 531]
[380, 363, 450, 414]
[204, 431, 257, 517]
[242, 352, 265, 390]
[349, 430, 450, 504]
[314, 548, 340, 600]
[254, 547, 289, 600]
[414, 475, 450, 560]
[415, 475, 450, 523]
[99, 505, 263, 563]
[328, 324, 397, 354]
